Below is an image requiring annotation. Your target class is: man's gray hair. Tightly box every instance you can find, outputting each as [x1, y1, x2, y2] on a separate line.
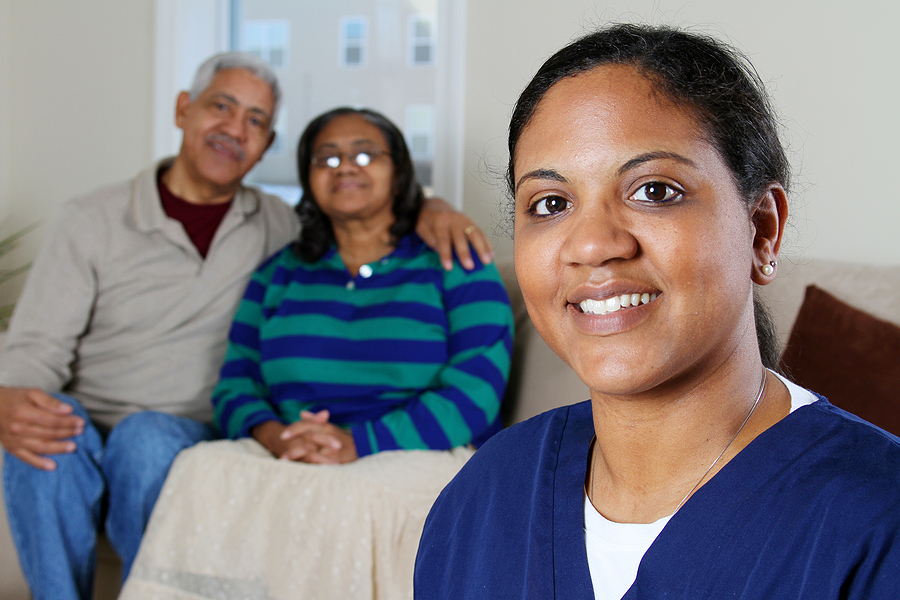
[189, 51, 282, 125]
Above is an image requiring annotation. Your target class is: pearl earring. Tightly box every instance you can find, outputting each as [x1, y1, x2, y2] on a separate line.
[761, 260, 777, 276]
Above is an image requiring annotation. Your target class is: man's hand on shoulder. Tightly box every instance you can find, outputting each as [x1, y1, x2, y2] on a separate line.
[416, 197, 494, 271]
[0, 387, 84, 470]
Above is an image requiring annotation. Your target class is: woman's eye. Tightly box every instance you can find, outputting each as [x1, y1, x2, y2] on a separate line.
[532, 195, 569, 216]
[631, 182, 681, 203]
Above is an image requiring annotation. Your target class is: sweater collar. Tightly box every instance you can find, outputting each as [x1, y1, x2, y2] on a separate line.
[320, 232, 425, 264]
[131, 157, 261, 232]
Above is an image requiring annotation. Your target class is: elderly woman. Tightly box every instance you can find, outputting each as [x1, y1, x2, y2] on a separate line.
[212, 107, 512, 460]
[120, 108, 512, 600]
[414, 24, 900, 599]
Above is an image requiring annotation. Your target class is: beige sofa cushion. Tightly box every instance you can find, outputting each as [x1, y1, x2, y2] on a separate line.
[759, 258, 900, 346]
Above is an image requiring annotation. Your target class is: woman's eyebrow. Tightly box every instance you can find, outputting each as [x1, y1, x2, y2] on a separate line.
[515, 152, 697, 192]
[515, 168, 568, 193]
[617, 151, 697, 175]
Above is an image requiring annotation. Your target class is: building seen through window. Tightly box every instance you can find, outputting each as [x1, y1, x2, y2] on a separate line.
[243, 20, 289, 68]
[409, 14, 436, 65]
[233, 0, 440, 204]
[340, 17, 368, 67]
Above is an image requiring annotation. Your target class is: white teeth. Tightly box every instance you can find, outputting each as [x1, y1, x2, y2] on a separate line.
[579, 293, 659, 315]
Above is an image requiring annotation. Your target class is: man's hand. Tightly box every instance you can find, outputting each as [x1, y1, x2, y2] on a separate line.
[252, 410, 358, 464]
[416, 197, 494, 271]
[0, 387, 84, 470]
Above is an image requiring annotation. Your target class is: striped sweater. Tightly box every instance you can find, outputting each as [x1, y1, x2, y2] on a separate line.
[212, 233, 514, 456]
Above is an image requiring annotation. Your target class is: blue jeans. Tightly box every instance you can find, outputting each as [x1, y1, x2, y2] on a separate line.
[2, 394, 217, 600]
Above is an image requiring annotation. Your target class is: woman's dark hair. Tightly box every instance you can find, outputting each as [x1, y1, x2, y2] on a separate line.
[508, 24, 790, 368]
[294, 107, 424, 263]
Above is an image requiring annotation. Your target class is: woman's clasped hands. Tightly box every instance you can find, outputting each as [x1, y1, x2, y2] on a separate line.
[279, 410, 358, 464]
[253, 410, 359, 464]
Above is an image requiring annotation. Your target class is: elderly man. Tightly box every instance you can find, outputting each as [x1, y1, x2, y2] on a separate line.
[0, 52, 489, 600]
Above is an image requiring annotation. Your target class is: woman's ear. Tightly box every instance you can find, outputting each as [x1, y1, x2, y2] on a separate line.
[750, 183, 788, 285]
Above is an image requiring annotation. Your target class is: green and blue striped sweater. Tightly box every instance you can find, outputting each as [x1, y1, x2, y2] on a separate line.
[212, 233, 514, 456]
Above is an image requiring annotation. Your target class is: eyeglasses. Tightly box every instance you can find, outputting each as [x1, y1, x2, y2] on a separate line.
[310, 149, 391, 169]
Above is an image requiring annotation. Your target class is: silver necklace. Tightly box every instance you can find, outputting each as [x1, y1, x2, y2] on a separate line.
[671, 368, 767, 513]
[587, 368, 768, 514]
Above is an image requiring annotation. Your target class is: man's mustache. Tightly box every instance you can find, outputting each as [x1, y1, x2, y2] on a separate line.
[206, 134, 246, 161]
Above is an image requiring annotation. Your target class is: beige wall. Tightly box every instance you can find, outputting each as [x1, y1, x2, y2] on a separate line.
[464, 0, 900, 265]
[0, 0, 897, 309]
[0, 0, 155, 303]
[0, 1, 10, 223]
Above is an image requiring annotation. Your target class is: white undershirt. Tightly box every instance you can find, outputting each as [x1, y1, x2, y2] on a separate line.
[584, 372, 816, 600]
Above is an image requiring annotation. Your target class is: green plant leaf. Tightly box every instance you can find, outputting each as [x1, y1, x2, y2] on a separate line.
[0, 222, 41, 257]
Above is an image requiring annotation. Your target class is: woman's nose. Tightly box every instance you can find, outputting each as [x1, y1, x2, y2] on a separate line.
[559, 205, 638, 267]
[335, 153, 362, 173]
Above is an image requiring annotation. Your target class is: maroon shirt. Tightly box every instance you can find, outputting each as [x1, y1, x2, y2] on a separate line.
[158, 172, 232, 258]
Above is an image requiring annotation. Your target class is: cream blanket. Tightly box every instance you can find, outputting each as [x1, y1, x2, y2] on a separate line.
[119, 439, 474, 600]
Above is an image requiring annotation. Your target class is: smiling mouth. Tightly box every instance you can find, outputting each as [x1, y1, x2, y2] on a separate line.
[577, 293, 660, 315]
[207, 134, 246, 161]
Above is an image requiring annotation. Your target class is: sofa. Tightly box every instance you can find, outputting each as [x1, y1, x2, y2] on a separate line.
[2, 256, 898, 599]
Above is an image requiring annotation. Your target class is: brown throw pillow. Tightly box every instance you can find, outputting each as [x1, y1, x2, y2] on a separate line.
[779, 285, 900, 436]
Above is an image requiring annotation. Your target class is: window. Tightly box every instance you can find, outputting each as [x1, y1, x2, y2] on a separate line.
[242, 20, 290, 69]
[239, 19, 290, 156]
[406, 104, 435, 187]
[154, 0, 466, 207]
[408, 14, 436, 66]
[339, 17, 367, 68]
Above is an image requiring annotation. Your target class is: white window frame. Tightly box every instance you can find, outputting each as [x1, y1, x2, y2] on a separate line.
[338, 16, 368, 69]
[408, 13, 436, 67]
[153, 0, 467, 208]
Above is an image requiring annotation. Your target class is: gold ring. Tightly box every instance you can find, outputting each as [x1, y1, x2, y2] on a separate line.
[464, 226, 476, 236]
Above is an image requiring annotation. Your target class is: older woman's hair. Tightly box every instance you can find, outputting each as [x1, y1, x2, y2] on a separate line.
[508, 24, 790, 368]
[294, 107, 424, 263]
[189, 52, 282, 121]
